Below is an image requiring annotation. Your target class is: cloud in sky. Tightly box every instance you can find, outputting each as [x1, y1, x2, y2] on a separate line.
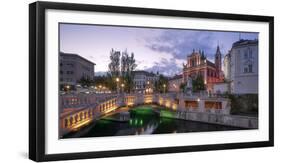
[145, 29, 258, 61]
[144, 58, 183, 76]
[60, 23, 258, 77]
[146, 30, 215, 60]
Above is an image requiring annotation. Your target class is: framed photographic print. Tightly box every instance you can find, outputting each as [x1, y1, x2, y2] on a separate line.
[29, 1, 274, 162]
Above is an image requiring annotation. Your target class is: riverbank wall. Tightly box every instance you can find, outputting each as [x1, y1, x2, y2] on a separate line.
[159, 109, 258, 129]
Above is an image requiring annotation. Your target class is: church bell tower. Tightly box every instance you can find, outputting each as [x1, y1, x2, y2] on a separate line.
[215, 45, 222, 72]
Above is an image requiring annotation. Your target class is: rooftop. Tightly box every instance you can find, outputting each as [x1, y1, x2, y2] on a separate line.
[232, 39, 258, 48]
[60, 52, 96, 65]
[132, 70, 158, 77]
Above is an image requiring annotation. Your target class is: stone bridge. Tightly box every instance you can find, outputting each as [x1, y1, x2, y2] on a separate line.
[59, 93, 233, 137]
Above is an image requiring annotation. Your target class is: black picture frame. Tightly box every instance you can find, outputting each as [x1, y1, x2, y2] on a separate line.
[29, 1, 274, 162]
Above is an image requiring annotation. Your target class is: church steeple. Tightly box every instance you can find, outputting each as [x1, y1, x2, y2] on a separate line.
[215, 45, 222, 72]
[216, 45, 222, 56]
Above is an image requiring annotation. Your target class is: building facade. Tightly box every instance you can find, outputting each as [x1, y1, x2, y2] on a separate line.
[132, 71, 159, 93]
[183, 47, 224, 92]
[168, 74, 183, 92]
[213, 82, 230, 94]
[229, 39, 258, 94]
[59, 52, 96, 86]
[223, 52, 231, 81]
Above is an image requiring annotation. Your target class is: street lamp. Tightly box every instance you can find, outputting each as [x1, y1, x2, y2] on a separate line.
[163, 84, 166, 94]
[121, 83, 125, 93]
[65, 85, 70, 93]
[116, 77, 120, 94]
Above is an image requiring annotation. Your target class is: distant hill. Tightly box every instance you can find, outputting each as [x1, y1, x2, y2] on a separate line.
[95, 71, 107, 76]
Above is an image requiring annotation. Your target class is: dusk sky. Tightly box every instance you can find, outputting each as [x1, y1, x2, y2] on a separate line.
[59, 23, 258, 77]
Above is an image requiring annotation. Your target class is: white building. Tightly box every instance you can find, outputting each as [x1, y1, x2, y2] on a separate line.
[132, 71, 159, 93]
[223, 52, 231, 81]
[168, 74, 183, 92]
[229, 39, 258, 94]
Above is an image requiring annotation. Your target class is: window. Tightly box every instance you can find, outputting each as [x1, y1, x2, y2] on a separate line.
[244, 50, 248, 59]
[67, 63, 74, 67]
[244, 63, 253, 73]
[249, 48, 253, 59]
[66, 71, 74, 74]
[244, 67, 248, 73]
[248, 64, 253, 73]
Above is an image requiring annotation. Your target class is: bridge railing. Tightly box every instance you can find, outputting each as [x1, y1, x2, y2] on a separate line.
[59, 93, 120, 136]
[59, 92, 231, 137]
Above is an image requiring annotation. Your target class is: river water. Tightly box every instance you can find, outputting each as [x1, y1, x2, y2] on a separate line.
[63, 105, 244, 138]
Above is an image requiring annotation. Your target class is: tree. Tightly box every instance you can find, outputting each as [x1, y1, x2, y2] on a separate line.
[154, 74, 168, 93]
[192, 75, 205, 92]
[123, 73, 134, 93]
[121, 50, 137, 76]
[108, 48, 137, 92]
[106, 72, 116, 91]
[120, 50, 137, 93]
[179, 83, 186, 93]
[121, 50, 128, 77]
[94, 76, 108, 87]
[78, 76, 94, 87]
[108, 48, 121, 78]
[128, 52, 137, 73]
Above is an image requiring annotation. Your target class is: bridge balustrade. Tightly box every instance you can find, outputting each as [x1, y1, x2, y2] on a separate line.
[60, 92, 230, 137]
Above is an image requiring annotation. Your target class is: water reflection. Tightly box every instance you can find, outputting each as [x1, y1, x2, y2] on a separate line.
[63, 106, 244, 138]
